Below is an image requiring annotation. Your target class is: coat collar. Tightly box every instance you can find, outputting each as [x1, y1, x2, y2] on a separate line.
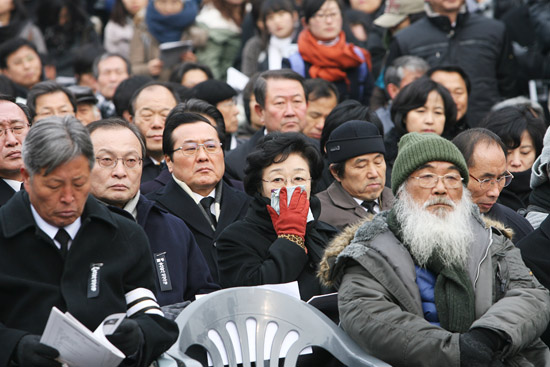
[0, 191, 118, 239]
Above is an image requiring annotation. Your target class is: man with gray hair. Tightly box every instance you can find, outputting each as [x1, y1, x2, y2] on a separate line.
[320, 132, 550, 366]
[375, 55, 429, 133]
[0, 116, 177, 366]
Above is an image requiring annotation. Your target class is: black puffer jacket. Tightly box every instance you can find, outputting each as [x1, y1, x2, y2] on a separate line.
[387, 9, 516, 126]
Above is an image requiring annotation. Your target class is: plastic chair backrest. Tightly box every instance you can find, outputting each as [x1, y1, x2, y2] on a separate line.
[166, 287, 391, 367]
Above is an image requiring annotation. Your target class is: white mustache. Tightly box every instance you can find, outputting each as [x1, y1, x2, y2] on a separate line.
[423, 197, 456, 209]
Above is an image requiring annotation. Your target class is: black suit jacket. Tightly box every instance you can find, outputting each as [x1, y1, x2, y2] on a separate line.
[224, 128, 265, 181]
[147, 178, 251, 283]
[0, 179, 16, 206]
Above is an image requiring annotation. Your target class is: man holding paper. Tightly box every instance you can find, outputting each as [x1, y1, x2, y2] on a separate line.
[0, 116, 178, 366]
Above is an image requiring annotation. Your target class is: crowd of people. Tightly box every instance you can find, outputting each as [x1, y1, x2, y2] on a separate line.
[1, 0, 550, 366]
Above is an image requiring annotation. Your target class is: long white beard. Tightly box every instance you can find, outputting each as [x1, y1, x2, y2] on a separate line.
[394, 185, 475, 269]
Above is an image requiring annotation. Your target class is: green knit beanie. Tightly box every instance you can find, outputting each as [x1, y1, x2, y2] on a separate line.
[391, 132, 469, 195]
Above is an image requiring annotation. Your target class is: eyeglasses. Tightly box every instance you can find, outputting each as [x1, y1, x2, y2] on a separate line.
[262, 175, 312, 188]
[409, 173, 464, 189]
[313, 12, 339, 21]
[469, 172, 514, 191]
[174, 141, 223, 156]
[95, 156, 143, 169]
[0, 123, 29, 139]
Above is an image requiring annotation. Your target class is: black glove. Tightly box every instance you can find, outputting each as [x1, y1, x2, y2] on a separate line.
[106, 318, 144, 357]
[13, 334, 61, 367]
[459, 328, 505, 367]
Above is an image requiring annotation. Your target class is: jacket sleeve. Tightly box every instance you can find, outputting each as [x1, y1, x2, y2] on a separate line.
[470, 238, 550, 359]
[217, 223, 309, 288]
[122, 223, 179, 366]
[0, 326, 28, 366]
[338, 264, 461, 367]
[495, 27, 518, 98]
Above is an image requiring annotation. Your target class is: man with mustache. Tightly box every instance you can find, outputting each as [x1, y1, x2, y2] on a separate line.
[316, 120, 394, 231]
[0, 95, 31, 206]
[319, 132, 550, 366]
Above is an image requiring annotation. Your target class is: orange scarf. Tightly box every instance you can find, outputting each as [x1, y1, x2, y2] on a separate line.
[297, 30, 371, 84]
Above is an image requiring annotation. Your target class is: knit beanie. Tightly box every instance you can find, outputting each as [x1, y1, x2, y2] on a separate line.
[530, 128, 550, 189]
[326, 120, 385, 164]
[391, 132, 469, 195]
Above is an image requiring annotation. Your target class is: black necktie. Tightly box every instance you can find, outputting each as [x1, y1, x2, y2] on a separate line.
[55, 228, 71, 259]
[361, 200, 376, 214]
[200, 197, 217, 226]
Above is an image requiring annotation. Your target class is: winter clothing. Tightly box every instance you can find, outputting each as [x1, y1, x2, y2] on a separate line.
[387, 4, 517, 126]
[325, 120, 385, 164]
[0, 179, 16, 206]
[518, 215, 550, 347]
[191, 79, 236, 105]
[241, 34, 298, 77]
[319, 209, 550, 367]
[0, 191, 178, 366]
[135, 194, 219, 305]
[104, 17, 134, 59]
[148, 177, 250, 283]
[217, 194, 337, 301]
[225, 127, 265, 181]
[141, 156, 166, 183]
[391, 132, 469, 194]
[145, 0, 199, 44]
[317, 181, 394, 231]
[484, 202, 533, 243]
[498, 168, 531, 211]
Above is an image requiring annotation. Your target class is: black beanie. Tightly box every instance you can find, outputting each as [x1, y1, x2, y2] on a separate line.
[326, 120, 385, 164]
[191, 80, 237, 106]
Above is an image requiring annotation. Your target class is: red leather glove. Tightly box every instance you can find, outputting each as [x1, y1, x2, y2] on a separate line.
[267, 187, 309, 238]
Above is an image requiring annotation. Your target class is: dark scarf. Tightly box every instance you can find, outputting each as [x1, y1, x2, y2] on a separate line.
[387, 208, 475, 332]
[0, 15, 25, 44]
[529, 180, 550, 213]
[145, 0, 198, 44]
[502, 168, 531, 208]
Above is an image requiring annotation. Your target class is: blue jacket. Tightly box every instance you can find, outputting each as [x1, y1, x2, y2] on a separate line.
[136, 195, 219, 306]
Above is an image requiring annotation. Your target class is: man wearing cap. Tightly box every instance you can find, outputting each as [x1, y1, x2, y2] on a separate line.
[319, 132, 550, 366]
[384, 0, 517, 126]
[191, 79, 242, 150]
[67, 85, 101, 125]
[316, 120, 394, 231]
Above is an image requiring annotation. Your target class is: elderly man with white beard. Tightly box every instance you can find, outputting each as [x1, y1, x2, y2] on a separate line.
[319, 132, 550, 367]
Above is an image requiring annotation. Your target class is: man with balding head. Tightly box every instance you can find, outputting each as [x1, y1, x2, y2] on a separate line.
[321, 132, 550, 366]
[225, 69, 308, 181]
[129, 82, 179, 182]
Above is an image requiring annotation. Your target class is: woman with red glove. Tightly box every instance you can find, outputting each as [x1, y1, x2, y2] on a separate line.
[216, 132, 337, 301]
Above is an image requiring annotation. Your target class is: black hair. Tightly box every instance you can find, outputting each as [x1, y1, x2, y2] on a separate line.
[320, 99, 383, 155]
[254, 69, 306, 108]
[261, 0, 297, 24]
[480, 105, 546, 157]
[243, 72, 261, 125]
[26, 81, 77, 120]
[304, 78, 339, 102]
[87, 117, 146, 158]
[112, 75, 153, 118]
[244, 132, 324, 196]
[302, 0, 344, 24]
[169, 62, 214, 85]
[173, 98, 226, 144]
[0, 93, 32, 123]
[426, 65, 472, 95]
[390, 77, 457, 137]
[0, 38, 39, 69]
[129, 81, 180, 117]
[36, 0, 91, 36]
[109, 0, 131, 26]
[452, 128, 508, 167]
[73, 44, 105, 79]
[162, 111, 216, 160]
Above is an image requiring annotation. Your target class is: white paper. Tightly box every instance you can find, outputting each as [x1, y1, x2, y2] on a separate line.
[40, 307, 126, 367]
[226, 67, 249, 91]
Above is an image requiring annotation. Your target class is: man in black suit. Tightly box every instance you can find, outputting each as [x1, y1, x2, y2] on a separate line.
[0, 95, 31, 206]
[148, 108, 250, 283]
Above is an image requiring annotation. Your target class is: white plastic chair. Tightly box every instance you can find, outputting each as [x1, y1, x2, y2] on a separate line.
[165, 287, 391, 367]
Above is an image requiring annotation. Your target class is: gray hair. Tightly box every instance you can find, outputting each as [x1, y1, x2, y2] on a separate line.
[92, 52, 131, 79]
[384, 55, 429, 88]
[22, 116, 94, 177]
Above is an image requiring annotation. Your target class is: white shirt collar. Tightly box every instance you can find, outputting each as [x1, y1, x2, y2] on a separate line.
[3, 178, 22, 192]
[30, 204, 81, 249]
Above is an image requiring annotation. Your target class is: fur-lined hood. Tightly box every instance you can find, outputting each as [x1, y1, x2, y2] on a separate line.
[318, 206, 514, 287]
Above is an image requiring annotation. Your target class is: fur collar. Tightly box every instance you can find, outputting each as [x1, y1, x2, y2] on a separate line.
[318, 205, 513, 287]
